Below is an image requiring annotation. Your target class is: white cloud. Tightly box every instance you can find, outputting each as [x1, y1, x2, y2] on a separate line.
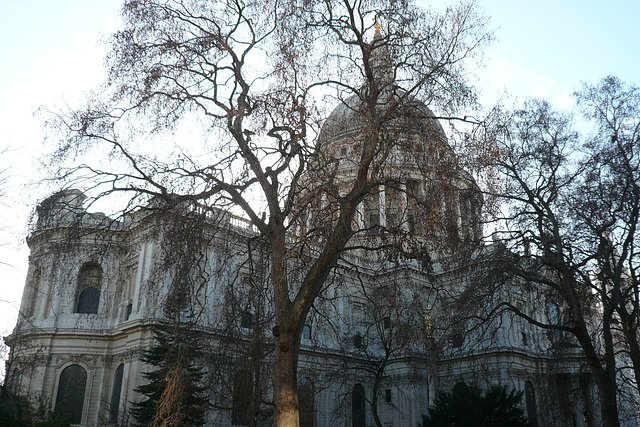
[480, 57, 572, 108]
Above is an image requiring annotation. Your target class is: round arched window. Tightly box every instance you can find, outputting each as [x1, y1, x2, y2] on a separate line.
[55, 364, 87, 424]
[75, 263, 102, 314]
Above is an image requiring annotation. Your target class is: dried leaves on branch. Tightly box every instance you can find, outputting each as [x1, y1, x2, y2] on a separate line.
[46, 0, 493, 425]
[468, 77, 640, 427]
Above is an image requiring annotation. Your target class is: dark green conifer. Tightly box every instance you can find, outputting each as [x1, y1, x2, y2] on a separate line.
[421, 383, 530, 427]
[131, 327, 207, 426]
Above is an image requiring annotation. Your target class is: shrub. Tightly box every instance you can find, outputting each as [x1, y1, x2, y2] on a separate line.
[421, 382, 530, 427]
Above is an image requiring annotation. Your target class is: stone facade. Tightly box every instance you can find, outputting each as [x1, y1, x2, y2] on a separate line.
[4, 93, 610, 426]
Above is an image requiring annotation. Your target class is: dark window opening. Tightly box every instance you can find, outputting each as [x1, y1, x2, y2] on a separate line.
[383, 317, 390, 330]
[75, 262, 102, 314]
[387, 214, 397, 229]
[525, 381, 537, 427]
[299, 378, 315, 427]
[240, 311, 254, 329]
[108, 364, 124, 425]
[76, 287, 100, 314]
[369, 213, 380, 235]
[353, 333, 363, 349]
[451, 332, 464, 348]
[579, 374, 594, 427]
[406, 179, 420, 196]
[521, 331, 528, 346]
[125, 303, 133, 320]
[385, 388, 392, 403]
[232, 369, 255, 426]
[26, 268, 41, 317]
[55, 364, 87, 424]
[556, 373, 574, 426]
[352, 384, 366, 427]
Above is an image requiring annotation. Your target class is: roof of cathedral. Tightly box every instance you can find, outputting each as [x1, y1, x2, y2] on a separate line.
[319, 89, 449, 148]
[318, 24, 450, 158]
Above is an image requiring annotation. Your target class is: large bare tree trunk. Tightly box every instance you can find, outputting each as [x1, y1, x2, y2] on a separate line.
[574, 317, 620, 427]
[618, 309, 640, 395]
[273, 327, 300, 427]
[592, 369, 620, 427]
[371, 371, 383, 427]
[600, 293, 621, 427]
[271, 229, 301, 427]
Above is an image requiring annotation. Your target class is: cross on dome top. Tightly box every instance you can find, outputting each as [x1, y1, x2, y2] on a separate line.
[370, 14, 393, 85]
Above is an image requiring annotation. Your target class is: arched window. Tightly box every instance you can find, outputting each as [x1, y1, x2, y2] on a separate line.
[232, 368, 254, 426]
[240, 310, 254, 329]
[353, 333, 364, 349]
[55, 364, 87, 424]
[75, 263, 102, 314]
[299, 378, 314, 427]
[525, 381, 538, 427]
[452, 382, 470, 396]
[108, 364, 125, 425]
[77, 287, 100, 314]
[352, 384, 365, 427]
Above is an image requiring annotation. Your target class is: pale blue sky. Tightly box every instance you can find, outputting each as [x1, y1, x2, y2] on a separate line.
[464, 0, 639, 105]
[0, 0, 637, 337]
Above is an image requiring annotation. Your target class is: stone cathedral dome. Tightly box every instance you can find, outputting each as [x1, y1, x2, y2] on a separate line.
[322, 87, 447, 138]
[314, 28, 482, 249]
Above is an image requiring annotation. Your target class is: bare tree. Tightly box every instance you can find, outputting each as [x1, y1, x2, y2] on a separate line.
[357, 276, 430, 427]
[206, 238, 276, 427]
[474, 84, 640, 427]
[320, 268, 433, 427]
[574, 76, 640, 398]
[46, 0, 491, 424]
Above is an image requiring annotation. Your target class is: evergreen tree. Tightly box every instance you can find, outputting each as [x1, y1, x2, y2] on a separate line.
[421, 383, 530, 427]
[131, 327, 207, 427]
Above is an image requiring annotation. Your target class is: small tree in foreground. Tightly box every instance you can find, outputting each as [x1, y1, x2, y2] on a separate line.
[131, 327, 208, 427]
[421, 383, 529, 427]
